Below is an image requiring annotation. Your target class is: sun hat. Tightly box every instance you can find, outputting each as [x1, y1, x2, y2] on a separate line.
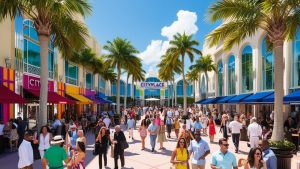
[51, 135, 65, 144]
[70, 124, 77, 128]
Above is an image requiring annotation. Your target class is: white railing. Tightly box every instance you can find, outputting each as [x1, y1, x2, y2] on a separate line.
[65, 76, 78, 85]
[24, 63, 53, 79]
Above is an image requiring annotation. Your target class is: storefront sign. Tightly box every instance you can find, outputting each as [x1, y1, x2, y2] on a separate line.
[23, 74, 54, 91]
[139, 82, 166, 89]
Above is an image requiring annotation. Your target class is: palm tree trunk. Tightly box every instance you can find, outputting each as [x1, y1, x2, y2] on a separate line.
[168, 81, 170, 106]
[132, 78, 135, 106]
[124, 73, 129, 108]
[173, 79, 177, 106]
[205, 72, 209, 98]
[182, 55, 187, 114]
[271, 40, 284, 141]
[116, 67, 121, 114]
[38, 35, 50, 130]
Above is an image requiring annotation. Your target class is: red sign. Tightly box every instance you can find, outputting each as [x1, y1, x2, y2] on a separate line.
[23, 74, 54, 91]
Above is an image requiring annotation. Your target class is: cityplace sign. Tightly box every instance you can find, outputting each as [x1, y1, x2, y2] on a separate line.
[139, 82, 166, 89]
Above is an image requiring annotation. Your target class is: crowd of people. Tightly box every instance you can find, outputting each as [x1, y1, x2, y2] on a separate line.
[0, 105, 287, 169]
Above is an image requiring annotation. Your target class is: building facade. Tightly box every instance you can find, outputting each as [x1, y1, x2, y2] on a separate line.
[195, 27, 300, 120]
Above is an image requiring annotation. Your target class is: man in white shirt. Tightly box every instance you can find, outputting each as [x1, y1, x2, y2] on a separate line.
[18, 131, 34, 169]
[247, 117, 262, 148]
[127, 116, 135, 140]
[228, 115, 243, 153]
[167, 109, 173, 118]
[186, 116, 192, 131]
[175, 110, 179, 118]
[103, 116, 111, 129]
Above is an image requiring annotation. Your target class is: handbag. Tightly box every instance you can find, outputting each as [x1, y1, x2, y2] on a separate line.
[110, 144, 114, 158]
[120, 140, 129, 149]
[93, 141, 100, 155]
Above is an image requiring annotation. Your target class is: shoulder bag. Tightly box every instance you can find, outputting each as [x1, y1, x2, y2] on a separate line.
[121, 140, 129, 149]
[93, 141, 100, 155]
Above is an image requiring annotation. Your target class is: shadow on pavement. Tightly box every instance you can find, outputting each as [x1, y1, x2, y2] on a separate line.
[155, 149, 172, 156]
[128, 139, 141, 144]
[238, 150, 249, 155]
[124, 151, 140, 156]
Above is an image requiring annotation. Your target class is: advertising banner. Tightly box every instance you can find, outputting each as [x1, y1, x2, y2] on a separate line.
[139, 82, 167, 89]
[23, 74, 54, 91]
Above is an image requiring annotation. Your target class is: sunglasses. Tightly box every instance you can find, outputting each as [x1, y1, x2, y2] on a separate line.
[179, 142, 185, 144]
[255, 153, 261, 155]
[222, 144, 229, 147]
[194, 134, 200, 136]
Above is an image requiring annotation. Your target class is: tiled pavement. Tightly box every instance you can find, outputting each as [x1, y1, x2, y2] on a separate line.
[1, 122, 300, 169]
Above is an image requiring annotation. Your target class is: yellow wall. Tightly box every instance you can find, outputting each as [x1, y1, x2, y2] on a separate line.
[0, 17, 15, 69]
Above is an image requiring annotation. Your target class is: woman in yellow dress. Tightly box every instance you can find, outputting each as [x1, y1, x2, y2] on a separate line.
[170, 138, 189, 169]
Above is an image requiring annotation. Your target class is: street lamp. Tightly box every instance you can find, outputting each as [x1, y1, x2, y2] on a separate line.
[5, 56, 11, 68]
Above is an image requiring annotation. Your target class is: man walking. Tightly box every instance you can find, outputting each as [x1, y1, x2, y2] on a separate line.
[193, 117, 202, 136]
[188, 130, 210, 169]
[211, 138, 238, 169]
[259, 140, 277, 169]
[113, 125, 126, 169]
[18, 131, 34, 169]
[166, 116, 173, 138]
[148, 118, 159, 152]
[42, 135, 68, 169]
[247, 117, 262, 148]
[127, 116, 135, 140]
[228, 115, 242, 153]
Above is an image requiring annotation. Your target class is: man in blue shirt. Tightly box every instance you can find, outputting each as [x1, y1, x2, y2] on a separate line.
[188, 130, 210, 169]
[193, 117, 202, 135]
[259, 140, 277, 169]
[147, 118, 158, 152]
[211, 138, 238, 169]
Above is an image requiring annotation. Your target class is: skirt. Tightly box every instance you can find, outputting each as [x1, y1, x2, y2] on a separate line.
[157, 132, 167, 142]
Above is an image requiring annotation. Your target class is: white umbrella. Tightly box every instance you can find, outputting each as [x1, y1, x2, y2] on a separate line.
[145, 98, 160, 101]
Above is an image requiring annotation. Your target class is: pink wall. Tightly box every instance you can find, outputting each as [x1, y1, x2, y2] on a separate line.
[23, 74, 54, 91]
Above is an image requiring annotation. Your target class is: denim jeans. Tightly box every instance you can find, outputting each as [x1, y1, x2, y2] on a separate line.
[150, 134, 157, 149]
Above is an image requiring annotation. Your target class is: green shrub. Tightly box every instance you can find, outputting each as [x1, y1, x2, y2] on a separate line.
[269, 140, 296, 150]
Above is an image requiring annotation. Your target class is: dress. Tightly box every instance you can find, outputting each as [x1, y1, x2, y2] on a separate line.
[10, 128, 19, 141]
[157, 125, 167, 142]
[209, 120, 216, 135]
[72, 152, 85, 169]
[139, 126, 147, 138]
[175, 148, 188, 169]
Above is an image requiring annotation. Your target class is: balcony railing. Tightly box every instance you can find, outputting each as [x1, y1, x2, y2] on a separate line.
[24, 63, 53, 79]
[66, 76, 78, 86]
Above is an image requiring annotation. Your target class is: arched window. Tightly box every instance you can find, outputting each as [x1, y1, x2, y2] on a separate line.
[144, 77, 161, 99]
[176, 80, 184, 96]
[228, 55, 236, 95]
[218, 61, 223, 96]
[242, 45, 253, 93]
[292, 29, 300, 87]
[262, 37, 274, 90]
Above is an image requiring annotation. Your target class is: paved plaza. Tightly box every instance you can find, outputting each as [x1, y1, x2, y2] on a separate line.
[0, 122, 300, 169]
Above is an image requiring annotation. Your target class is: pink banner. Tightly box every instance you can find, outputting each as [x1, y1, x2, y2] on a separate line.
[23, 74, 54, 91]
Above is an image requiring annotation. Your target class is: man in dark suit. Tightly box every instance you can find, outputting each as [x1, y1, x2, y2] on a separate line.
[113, 125, 126, 169]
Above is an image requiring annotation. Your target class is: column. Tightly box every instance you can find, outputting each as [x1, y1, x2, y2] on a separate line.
[236, 54, 242, 113]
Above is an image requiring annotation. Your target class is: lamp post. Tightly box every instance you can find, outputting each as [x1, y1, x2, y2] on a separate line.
[5, 56, 11, 68]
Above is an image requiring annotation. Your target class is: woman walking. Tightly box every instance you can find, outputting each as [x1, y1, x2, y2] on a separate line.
[157, 121, 167, 150]
[170, 138, 189, 169]
[238, 147, 267, 169]
[179, 124, 194, 146]
[220, 114, 229, 139]
[67, 141, 86, 169]
[208, 115, 216, 143]
[96, 127, 111, 169]
[174, 117, 180, 139]
[38, 125, 52, 158]
[138, 119, 147, 150]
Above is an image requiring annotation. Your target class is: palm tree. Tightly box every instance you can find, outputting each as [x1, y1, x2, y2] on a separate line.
[207, 0, 300, 141]
[166, 33, 201, 112]
[186, 70, 199, 100]
[189, 55, 217, 98]
[0, 0, 91, 129]
[130, 62, 145, 106]
[124, 57, 144, 108]
[103, 38, 139, 115]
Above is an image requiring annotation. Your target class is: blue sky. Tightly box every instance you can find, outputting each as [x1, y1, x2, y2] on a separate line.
[85, 0, 220, 79]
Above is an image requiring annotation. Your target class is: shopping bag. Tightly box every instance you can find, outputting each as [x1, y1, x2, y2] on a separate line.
[110, 145, 114, 158]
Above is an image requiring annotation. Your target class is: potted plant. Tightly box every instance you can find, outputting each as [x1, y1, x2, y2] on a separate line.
[269, 140, 295, 169]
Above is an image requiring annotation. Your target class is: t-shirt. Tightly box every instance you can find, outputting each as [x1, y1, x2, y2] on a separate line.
[211, 150, 237, 169]
[44, 145, 67, 169]
[228, 121, 243, 134]
[103, 117, 111, 128]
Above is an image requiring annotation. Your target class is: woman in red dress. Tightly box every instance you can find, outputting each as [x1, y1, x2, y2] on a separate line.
[208, 115, 216, 143]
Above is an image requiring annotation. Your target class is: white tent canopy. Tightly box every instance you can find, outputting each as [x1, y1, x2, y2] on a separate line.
[145, 98, 160, 101]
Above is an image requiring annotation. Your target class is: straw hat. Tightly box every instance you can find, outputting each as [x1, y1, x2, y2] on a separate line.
[51, 135, 64, 144]
[70, 124, 77, 129]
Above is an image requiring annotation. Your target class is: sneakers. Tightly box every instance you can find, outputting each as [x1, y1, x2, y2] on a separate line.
[151, 148, 154, 152]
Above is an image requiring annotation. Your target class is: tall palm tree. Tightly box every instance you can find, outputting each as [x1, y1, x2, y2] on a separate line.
[207, 0, 300, 141]
[124, 57, 144, 108]
[186, 70, 199, 100]
[130, 62, 145, 106]
[166, 33, 201, 112]
[189, 55, 217, 98]
[0, 0, 91, 129]
[103, 38, 139, 114]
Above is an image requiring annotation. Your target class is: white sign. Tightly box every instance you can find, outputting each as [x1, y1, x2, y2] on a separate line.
[139, 82, 167, 89]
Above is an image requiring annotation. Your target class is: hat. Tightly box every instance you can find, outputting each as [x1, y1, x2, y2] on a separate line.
[70, 124, 77, 128]
[251, 117, 257, 121]
[51, 135, 65, 144]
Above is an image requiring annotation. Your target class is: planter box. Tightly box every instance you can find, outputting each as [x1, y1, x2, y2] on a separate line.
[271, 147, 293, 169]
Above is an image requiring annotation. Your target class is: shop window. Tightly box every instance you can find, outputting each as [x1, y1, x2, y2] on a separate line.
[228, 55, 236, 95]
[262, 37, 274, 90]
[218, 61, 223, 96]
[242, 45, 253, 93]
[292, 29, 300, 87]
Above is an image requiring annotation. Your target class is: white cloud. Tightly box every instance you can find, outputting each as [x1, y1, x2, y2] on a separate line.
[161, 10, 198, 40]
[139, 10, 198, 69]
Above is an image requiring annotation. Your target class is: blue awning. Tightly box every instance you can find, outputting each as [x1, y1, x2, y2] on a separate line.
[96, 92, 106, 99]
[194, 99, 206, 104]
[284, 90, 300, 103]
[242, 91, 273, 103]
[228, 93, 252, 103]
[201, 98, 217, 104]
[262, 93, 274, 103]
[212, 96, 227, 104]
[216, 95, 236, 103]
